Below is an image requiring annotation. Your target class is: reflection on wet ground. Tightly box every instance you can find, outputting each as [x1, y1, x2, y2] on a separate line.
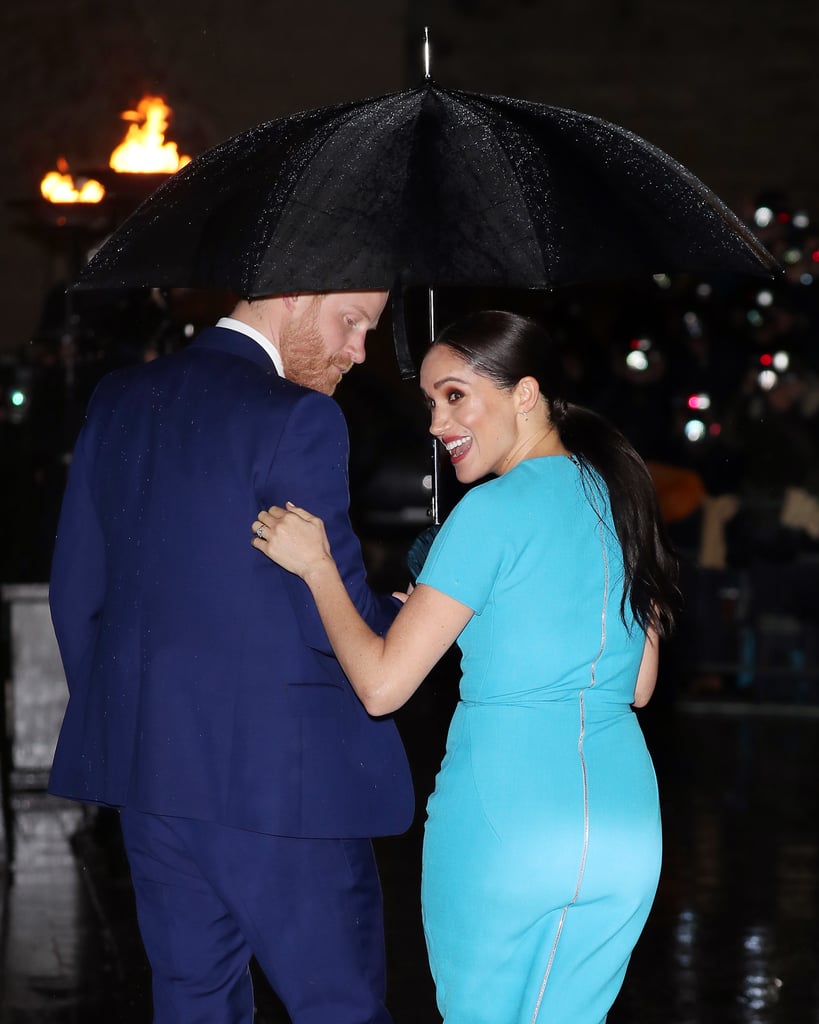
[3, 686, 819, 1023]
[612, 701, 819, 1024]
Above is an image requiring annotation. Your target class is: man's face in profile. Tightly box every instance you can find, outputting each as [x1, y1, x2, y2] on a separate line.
[279, 291, 388, 395]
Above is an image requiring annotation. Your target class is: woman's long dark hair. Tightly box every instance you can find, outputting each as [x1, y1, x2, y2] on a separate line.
[432, 310, 680, 638]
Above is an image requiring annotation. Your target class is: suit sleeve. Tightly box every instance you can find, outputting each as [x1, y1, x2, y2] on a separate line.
[48, 409, 107, 696]
[261, 389, 400, 653]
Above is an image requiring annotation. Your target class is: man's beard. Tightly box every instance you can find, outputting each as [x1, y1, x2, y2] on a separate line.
[278, 299, 350, 395]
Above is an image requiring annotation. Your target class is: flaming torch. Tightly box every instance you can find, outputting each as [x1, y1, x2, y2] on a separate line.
[39, 93, 190, 205]
[108, 95, 191, 174]
[40, 157, 104, 204]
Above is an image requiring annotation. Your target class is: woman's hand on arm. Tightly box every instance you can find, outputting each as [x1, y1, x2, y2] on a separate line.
[633, 627, 659, 708]
[251, 504, 472, 715]
[252, 502, 333, 581]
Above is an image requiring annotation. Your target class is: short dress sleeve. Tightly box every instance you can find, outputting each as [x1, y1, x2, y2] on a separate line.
[416, 483, 505, 615]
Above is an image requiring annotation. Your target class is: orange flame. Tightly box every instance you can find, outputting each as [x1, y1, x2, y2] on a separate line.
[40, 156, 105, 204]
[109, 95, 191, 173]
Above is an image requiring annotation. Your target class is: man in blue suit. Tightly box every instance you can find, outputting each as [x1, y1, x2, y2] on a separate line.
[48, 289, 415, 1024]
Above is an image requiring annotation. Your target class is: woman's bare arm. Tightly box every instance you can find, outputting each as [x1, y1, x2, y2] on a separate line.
[632, 627, 659, 707]
[253, 504, 472, 715]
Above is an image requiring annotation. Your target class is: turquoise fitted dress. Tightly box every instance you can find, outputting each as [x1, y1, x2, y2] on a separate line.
[416, 456, 661, 1024]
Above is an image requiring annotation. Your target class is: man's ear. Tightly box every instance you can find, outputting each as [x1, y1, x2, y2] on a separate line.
[282, 294, 299, 313]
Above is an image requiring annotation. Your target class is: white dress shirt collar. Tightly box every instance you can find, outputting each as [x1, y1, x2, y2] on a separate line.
[217, 316, 285, 378]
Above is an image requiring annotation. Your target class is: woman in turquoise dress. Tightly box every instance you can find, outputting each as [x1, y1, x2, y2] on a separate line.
[251, 311, 679, 1023]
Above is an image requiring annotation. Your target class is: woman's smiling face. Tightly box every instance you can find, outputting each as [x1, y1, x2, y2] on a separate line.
[420, 344, 521, 484]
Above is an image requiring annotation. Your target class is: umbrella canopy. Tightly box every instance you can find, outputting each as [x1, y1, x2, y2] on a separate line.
[76, 81, 776, 302]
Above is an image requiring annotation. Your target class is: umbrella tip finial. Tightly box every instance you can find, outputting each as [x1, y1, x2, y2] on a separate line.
[423, 26, 431, 80]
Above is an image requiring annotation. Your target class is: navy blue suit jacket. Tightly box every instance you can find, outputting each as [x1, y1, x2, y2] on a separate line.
[48, 326, 414, 838]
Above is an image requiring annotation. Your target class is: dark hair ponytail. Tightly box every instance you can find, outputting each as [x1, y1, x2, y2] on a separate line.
[555, 402, 679, 637]
[433, 311, 680, 638]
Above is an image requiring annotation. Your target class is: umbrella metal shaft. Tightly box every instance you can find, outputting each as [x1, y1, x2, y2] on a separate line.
[428, 286, 441, 526]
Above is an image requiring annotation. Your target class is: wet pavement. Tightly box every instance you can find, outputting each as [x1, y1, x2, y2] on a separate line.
[3, 676, 819, 1023]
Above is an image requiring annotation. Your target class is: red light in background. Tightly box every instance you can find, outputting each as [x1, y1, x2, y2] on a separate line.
[759, 353, 773, 366]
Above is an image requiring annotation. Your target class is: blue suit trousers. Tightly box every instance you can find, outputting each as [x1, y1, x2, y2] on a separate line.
[120, 809, 393, 1024]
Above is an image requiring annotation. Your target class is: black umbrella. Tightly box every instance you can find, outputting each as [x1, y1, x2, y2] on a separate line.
[77, 82, 775, 345]
[74, 78, 778, 542]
